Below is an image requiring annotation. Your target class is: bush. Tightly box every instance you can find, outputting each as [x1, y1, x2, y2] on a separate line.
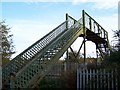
[59, 70, 77, 89]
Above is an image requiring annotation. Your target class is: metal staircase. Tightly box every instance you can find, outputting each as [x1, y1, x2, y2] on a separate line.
[2, 20, 68, 88]
[82, 11, 111, 60]
[2, 10, 111, 88]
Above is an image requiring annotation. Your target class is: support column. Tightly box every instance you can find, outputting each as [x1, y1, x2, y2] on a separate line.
[96, 47, 98, 67]
[82, 10, 86, 65]
[66, 13, 69, 61]
[65, 13, 69, 72]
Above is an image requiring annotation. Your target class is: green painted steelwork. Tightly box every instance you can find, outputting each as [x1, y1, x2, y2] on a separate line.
[2, 10, 111, 88]
[82, 10, 87, 64]
[10, 18, 83, 88]
[2, 20, 68, 88]
[82, 10, 111, 61]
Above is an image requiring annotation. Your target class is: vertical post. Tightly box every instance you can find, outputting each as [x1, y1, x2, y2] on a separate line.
[83, 69, 85, 88]
[82, 10, 86, 65]
[97, 69, 99, 88]
[96, 47, 98, 67]
[66, 13, 68, 30]
[64, 61, 67, 72]
[115, 69, 118, 89]
[111, 69, 114, 88]
[80, 69, 82, 89]
[100, 69, 102, 88]
[86, 69, 88, 88]
[66, 13, 68, 72]
[74, 18, 76, 24]
[90, 69, 92, 88]
[77, 69, 79, 89]
[103, 69, 106, 89]
[89, 17, 92, 31]
[106, 32, 111, 54]
[93, 69, 95, 88]
[94, 21, 95, 33]
[66, 13, 68, 57]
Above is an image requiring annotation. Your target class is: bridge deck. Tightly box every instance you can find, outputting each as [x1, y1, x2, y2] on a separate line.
[80, 28, 108, 47]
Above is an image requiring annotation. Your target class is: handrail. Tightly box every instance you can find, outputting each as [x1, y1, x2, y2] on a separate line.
[68, 15, 77, 28]
[15, 17, 82, 77]
[84, 11, 108, 39]
[3, 21, 67, 66]
[11, 17, 83, 88]
[2, 20, 67, 81]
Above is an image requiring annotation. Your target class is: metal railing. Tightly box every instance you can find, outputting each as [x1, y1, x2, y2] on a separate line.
[10, 17, 83, 88]
[84, 11, 108, 40]
[2, 10, 112, 88]
[2, 21, 67, 83]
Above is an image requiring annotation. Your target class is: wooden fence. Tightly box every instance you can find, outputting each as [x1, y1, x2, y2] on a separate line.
[77, 68, 119, 89]
[46, 62, 79, 79]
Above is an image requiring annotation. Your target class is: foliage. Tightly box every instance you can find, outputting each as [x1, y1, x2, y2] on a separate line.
[39, 70, 77, 89]
[39, 78, 60, 89]
[59, 70, 77, 88]
[101, 30, 120, 67]
[112, 29, 120, 51]
[65, 51, 83, 63]
[0, 21, 15, 65]
[108, 51, 120, 63]
[100, 30, 120, 86]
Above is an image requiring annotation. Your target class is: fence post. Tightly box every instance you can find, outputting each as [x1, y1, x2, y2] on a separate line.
[93, 69, 95, 88]
[89, 69, 92, 89]
[77, 68, 118, 89]
[115, 69, 118, 89]
[111, 69, 114, 88]
[107, 69, 110, 88]
[77, 69, 79, 89]
[96, 69, 99, 89]
[86, 69, 88, 88]
[80, 69, 82, 89]
[100, 69, 102, 88]
[83, 69, 85, 89]
[103, 69, 106, 88]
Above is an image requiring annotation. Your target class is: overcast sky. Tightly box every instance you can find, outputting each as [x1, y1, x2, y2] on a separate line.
[1, 0, 119, 59]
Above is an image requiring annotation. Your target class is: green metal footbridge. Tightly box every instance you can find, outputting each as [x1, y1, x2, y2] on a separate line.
[2, 10, 111, 88]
